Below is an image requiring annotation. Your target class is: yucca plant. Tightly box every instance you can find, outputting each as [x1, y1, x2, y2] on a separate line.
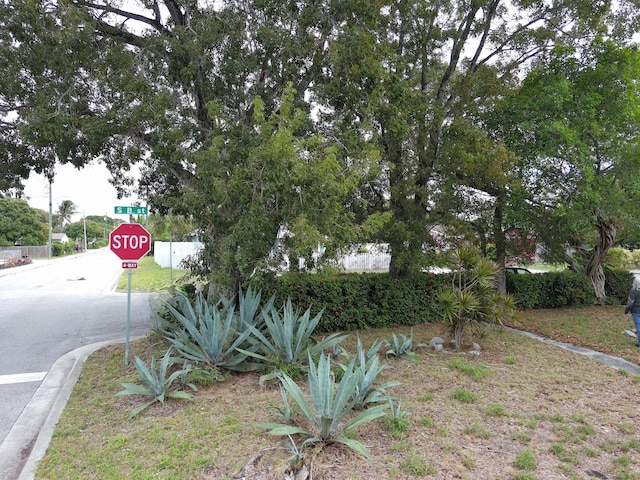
[161, 291, 256, 372]
[239, 299, 347, 381]
[339, 337, 399, 410]
[384, 329, 426, 360]
[257, 353, 389, 459]
[115, 348, 196, 418]
[440, 248, 516, 348]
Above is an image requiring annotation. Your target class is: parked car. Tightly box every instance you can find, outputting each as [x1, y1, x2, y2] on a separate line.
[505, 266, 532, 274]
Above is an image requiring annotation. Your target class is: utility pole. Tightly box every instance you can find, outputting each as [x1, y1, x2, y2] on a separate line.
[83, 211, 88, 251]
[48, 179, 53, 259]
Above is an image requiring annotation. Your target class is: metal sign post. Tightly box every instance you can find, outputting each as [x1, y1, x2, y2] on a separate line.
[125, 267, 132, 365]
[109, 223, 152, 365]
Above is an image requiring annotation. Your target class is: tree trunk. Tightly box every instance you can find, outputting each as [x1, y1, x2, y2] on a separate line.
[385, 126, 416, 279]
[585, 217, 617, 304]
[453, 319, 465, 349]
[493, 199, 507, 295]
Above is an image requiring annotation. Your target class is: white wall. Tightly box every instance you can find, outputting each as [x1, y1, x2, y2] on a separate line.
[154, 241, 203, 269]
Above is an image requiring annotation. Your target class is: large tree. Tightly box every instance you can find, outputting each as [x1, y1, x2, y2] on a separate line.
[316, 0, 635, 277]
[489, 39, 640, 302]
[0, 198, 48, 246]
[2, 0, 639, 291]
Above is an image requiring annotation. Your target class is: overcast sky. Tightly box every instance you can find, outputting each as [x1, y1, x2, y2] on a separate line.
[23, 162, 141, 223]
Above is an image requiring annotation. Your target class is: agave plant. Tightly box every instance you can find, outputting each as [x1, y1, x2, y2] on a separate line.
[218, 286, 273, 334]
[115, 348, 196, 418]
[383, 329, 427, 360]
[338, 337, 399, 410]
[257, 353, 388, 459]
[161, 291, 255, 372]
[239, 299, 347, 380]
[385, 399, 411, 438]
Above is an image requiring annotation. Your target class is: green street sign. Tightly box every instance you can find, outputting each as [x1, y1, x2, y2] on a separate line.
[114, 206, 148, 215]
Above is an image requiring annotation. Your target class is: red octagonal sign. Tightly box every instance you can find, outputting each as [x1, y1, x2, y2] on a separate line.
[109, 223, 151, 261]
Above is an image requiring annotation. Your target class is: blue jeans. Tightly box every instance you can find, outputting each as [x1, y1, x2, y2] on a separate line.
[632, 313, 640, 346]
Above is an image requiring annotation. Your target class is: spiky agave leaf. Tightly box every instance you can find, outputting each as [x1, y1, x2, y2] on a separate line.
[163, 292, 254, 371]
[258, 352, 388, 458]
[115, 349, 195, 418]
[239, 298, 346, 374]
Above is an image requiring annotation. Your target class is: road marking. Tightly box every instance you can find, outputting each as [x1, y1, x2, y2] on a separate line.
[0, 372, 47, 385]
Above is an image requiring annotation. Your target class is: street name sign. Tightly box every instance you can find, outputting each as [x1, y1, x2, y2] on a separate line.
[114, 206, 148, 215]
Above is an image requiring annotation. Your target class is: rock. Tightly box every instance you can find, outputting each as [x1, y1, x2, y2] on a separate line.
[429, 337, 444, 348]
[472, 343, 481, 351]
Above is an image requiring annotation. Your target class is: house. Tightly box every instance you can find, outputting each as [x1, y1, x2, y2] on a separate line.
[52, 233, 69, 243]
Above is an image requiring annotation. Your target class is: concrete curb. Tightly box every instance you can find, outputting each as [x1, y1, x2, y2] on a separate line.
[0, 338, 142, 480]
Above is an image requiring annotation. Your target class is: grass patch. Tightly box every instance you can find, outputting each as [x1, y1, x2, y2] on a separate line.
[514, 449, 537, 470]
[116, 256, 188, 292]
[35, 306, 640, 479]
[447, 357, 492, 380]
[452, 389, 477, 403]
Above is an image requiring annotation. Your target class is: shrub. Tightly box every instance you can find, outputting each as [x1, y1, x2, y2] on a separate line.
[506, 271, 595, 309]
[440, 249, 516, 348]
[605, 268, 634, 305]
[252, 272, 447, 331]
[337, 337, 399, 410]
[161, 291, 256, 372]
[383, 329, 427, 359]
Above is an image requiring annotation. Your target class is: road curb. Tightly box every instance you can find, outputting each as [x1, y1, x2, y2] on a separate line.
[0, 338, 141, 480]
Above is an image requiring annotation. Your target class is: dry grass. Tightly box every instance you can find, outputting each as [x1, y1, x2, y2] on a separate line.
[36, 307, 640, 480]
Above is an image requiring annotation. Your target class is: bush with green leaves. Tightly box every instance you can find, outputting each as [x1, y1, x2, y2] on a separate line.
[440, 248, 516, 349]
[115, 348, 196, 418]
[252, 272, 447, 331]
[161, 291, 256, 372]
[257, 353, 389, 459]
[239, 299, 347, 381]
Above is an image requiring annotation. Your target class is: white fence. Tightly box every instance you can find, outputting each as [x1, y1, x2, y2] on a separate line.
[154, 241, 203, 269]
[153, 241, 391, 272]
[339, 251, 391, 272]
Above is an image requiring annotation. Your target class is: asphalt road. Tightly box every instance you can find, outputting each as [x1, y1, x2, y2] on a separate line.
[0, 249, 153, 479]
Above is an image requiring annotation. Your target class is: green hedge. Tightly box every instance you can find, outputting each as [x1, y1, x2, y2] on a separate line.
[604, 268, 634, 305]
[506, 269, 632, 309]
[248, 269, 632, 332]
[251, 273, 449, 333]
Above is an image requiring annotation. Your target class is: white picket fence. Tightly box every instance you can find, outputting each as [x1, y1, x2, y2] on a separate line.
[339, 251, 391, 272]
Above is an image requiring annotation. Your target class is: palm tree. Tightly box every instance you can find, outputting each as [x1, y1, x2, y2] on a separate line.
[148, 212, 193, 241]
[57, 200, 77, 232]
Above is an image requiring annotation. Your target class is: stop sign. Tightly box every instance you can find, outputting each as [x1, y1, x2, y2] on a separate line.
[109, 223, 151, 260]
